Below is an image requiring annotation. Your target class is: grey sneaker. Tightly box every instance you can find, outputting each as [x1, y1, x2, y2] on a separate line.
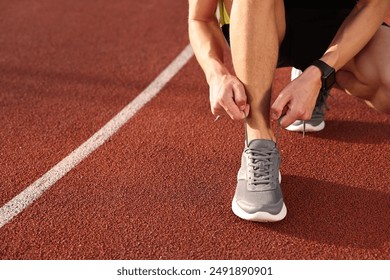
[232, 139, 287, 222]
[285, 89, 330, 133]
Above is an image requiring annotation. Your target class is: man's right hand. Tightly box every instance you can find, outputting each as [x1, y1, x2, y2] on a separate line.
[209, 74, 250, 120]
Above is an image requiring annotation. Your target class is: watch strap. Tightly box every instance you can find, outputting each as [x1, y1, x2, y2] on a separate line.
[311, 59, 336, 91]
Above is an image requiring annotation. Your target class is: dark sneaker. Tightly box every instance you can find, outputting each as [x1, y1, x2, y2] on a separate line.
[232, 139, 287, 222]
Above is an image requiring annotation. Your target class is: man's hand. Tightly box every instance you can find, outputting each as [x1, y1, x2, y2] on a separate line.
[271, 66, 322, 127]
[209, 74, 250, 120]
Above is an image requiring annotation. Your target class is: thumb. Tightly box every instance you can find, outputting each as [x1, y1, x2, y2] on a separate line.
[271, 93, 289, 121]
[232, 82, 247, 111]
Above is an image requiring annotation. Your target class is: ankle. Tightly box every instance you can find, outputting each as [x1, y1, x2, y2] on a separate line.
[246, 127, 275, 143]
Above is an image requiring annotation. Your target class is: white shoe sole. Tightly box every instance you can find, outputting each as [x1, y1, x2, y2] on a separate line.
[285, 121, 325, 132]
[232, 171, 286, 222]
[232, 200, 287, 222]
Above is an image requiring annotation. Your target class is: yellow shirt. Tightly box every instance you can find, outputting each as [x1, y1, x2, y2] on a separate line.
[219, 0, 230, 25]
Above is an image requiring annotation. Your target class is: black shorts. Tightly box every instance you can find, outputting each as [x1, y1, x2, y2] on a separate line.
[278, 8, 352, 70]
[279, 9, 389, 70]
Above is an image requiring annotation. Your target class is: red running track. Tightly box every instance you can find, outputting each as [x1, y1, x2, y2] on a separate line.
[0, 0, 389, 259]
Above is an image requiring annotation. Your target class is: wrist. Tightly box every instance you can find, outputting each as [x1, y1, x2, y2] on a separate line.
[206, 59, 230, 85]
[303, 65, 322, 89]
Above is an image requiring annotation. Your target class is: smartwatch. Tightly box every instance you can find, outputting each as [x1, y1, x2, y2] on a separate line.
[311, 59, 336, 91]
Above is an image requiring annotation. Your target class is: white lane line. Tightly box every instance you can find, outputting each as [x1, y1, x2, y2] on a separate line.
[0, 44, 194, 228]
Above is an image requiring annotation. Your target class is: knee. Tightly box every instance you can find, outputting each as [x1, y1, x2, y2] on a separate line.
[380, 72, 390, 96]
[358, 89, 390, 115]
[337, 70, 390, 114]
[336, 70, 369, 99]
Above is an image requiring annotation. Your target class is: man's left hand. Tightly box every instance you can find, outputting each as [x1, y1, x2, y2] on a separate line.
[271, 66, 323, 127]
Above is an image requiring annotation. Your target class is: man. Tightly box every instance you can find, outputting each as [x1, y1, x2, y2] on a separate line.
[188, 0, 390, 222]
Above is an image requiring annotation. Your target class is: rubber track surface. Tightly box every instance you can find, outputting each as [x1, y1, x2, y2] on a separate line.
[0, 1, 389, 259]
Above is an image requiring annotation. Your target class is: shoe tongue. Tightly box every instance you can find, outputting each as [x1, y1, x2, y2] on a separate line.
[248, 139, 276, 150]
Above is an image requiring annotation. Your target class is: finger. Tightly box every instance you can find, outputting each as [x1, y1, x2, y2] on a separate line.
[232, 82, 247, 111]
[279, 108, 298, 128]
[211, 105, 225, 116]
[271, 93, 291, 121]
[210, 88, 225, 116]
[221, 98, 244, 120]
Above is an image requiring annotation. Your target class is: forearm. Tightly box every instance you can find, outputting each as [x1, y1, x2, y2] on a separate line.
[320, 0, 389, 70]
[188, 19, 230, 84]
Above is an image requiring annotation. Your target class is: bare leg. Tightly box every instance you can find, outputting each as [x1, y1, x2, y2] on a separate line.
[337, 25, 390, 113]
[230, 0, 285, 142]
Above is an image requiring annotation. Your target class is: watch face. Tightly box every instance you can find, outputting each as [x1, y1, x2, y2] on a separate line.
[323, 69, 336, 90]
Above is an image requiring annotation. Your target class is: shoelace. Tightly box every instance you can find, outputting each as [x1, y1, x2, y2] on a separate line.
[243, 111, 278, 187]
[246, 148, 276, 187]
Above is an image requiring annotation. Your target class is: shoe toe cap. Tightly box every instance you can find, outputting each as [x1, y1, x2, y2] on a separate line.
[236, 194, 284, 215]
